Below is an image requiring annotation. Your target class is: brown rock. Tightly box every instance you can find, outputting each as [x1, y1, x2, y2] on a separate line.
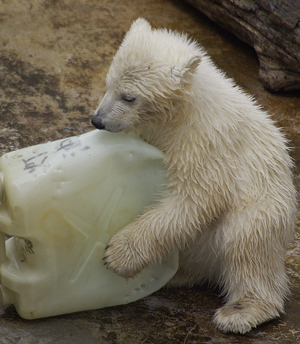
[186, 0, 300, 91]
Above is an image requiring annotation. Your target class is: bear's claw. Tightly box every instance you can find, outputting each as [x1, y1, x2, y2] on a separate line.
[103, 228, 148, 279]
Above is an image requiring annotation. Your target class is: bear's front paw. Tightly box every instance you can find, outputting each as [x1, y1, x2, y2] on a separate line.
[103, 229, 148, 279]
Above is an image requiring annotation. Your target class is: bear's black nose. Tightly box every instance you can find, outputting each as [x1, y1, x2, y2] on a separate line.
[91, 116, 105, 130]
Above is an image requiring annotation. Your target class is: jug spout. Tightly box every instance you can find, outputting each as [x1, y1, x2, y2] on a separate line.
[0, 284, 14, 306]
[0, 232, 6, 264]
[0, 172, 4, 203]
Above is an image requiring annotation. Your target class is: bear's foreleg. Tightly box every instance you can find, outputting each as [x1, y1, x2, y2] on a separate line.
[103, 193, 200, 278]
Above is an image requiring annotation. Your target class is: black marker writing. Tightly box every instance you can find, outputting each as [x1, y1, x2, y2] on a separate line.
[22, 152, 48, 174]
[56, 138, 81, 152]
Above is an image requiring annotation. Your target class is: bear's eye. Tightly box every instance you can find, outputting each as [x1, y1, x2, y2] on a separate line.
[122, 94, 136, 102]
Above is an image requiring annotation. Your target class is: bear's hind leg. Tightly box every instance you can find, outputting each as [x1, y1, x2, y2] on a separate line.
[213, 206, 293, 334]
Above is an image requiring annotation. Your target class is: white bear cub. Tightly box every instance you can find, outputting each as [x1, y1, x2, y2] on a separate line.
[92, 19, 297, 334]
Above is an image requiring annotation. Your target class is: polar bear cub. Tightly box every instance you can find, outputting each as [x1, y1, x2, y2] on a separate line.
[91, 19, 297, 334]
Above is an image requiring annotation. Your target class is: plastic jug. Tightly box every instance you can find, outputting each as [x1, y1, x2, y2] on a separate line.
[0, 130, 178, 319]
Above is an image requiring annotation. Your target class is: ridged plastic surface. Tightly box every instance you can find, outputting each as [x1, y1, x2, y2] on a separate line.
[0, 130, 178, 319]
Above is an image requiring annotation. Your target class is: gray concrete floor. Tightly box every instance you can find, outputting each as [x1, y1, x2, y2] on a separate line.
[1, 0, 300, 343]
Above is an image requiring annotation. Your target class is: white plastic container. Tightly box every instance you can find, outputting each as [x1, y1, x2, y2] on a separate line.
[0, 130, 178, 319]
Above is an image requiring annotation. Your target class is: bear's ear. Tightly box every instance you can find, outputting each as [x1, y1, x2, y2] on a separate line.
[170, 55, 201, 85]
[129, 18, 152, 33]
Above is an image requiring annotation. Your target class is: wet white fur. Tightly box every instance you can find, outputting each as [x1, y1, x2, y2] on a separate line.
[94, 19, 298, 334]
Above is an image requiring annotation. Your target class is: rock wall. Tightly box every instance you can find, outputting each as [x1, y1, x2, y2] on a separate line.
[186, 0, 300, 92]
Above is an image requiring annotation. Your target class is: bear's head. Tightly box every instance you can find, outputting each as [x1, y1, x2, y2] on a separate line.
[92, 18, 202, 133]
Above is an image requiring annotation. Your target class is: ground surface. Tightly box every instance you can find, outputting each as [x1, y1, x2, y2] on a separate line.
[0, 0, 300, 343]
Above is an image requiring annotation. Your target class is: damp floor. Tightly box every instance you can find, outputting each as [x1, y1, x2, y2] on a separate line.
[0, 0, 300, 343]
